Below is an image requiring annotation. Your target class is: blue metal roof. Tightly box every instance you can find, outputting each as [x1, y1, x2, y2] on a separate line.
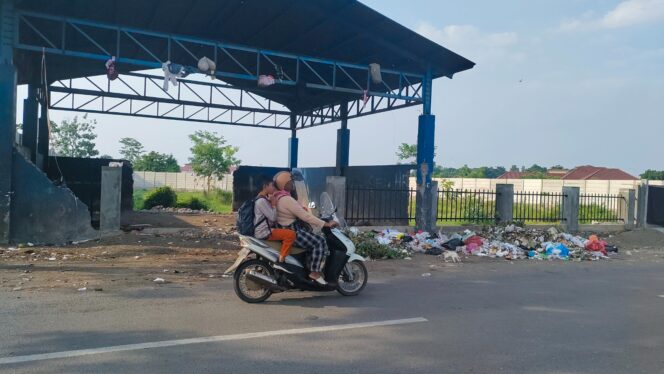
[15, 0, 474, 113]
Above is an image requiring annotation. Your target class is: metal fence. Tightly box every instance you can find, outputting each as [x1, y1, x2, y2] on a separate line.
[345, 187, 415, 225]
[513, 191, 565, 223]
[343, 186, 627, 227]
[579, 193, 625, 223]
[437, 189, 496, 223]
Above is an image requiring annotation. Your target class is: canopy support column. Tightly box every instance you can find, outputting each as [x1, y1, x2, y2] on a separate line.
[22, 85, 39, 163]
[336, 101, 350, 176]
[37, 91, 49, 170]
[415, 69, 437, 231]
[288, 115, 298, 169]
[0, 0, 17, 244]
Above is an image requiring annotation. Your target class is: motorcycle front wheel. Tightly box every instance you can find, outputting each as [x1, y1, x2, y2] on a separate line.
[234, 259, 274, 303]
[336, 260, 368, 296]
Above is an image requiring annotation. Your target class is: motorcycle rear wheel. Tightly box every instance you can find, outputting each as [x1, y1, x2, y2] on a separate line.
[234, 259, 274, 303]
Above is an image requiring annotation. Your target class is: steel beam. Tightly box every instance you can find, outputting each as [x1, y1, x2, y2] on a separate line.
[15, 11, 424, 101]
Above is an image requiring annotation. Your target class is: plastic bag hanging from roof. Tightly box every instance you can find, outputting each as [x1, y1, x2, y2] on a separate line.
[369, 63, 382, 84]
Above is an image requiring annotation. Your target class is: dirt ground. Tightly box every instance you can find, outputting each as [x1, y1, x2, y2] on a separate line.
[1, 212, 664, 294]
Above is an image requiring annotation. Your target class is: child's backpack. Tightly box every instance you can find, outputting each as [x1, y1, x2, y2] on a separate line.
[236, 197, 268, 236]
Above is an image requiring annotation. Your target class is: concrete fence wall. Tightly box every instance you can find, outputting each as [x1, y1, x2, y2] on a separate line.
[408, 177, 664, 195]
[133, 171, 233, 191]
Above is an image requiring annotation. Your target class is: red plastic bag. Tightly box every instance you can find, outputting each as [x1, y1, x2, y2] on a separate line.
[464, 235, 484, 247]
[585, 235, 607, 256]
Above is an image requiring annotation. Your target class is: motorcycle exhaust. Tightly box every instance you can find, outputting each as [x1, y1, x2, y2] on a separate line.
[246, 270, 286, 292]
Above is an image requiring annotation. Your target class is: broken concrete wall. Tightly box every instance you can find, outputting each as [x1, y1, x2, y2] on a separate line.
[46, 157, 134, 227]
[9, 150, 98, 245]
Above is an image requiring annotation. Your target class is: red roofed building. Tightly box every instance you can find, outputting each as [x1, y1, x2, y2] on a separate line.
[561, 166, 637, 180]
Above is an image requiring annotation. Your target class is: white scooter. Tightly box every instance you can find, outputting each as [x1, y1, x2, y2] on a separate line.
[230, 192, 367, 303]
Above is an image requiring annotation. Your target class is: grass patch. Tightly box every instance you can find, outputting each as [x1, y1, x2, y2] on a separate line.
[133, 188, 232, 214]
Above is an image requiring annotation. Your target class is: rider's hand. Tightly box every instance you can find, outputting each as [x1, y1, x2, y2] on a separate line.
[324, 221, 339, 228]
[278, 255, 285, 263]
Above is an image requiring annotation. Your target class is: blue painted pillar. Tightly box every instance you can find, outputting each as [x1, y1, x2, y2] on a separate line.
[415, 69, 437, 231]
[0, 0, 17, 244]
[37, 92, 49, 170]
[336, 101, 350, 176]
[288, 115, 298, 169]
[22, 85, 39, 163]
[416, 69, 435, 186]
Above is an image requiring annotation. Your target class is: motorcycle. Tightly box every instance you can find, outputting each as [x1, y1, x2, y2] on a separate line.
[231, 191, 367, 303]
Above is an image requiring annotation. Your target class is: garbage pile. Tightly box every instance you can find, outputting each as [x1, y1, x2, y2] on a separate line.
[142, 206, 214, 214]
[348, 225, 618, 261]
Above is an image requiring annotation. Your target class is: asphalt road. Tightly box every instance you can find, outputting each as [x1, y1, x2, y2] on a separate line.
[1, 258, 663, 373]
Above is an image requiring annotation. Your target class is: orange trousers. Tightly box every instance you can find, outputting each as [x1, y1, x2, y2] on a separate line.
[267, 228, 297, 259]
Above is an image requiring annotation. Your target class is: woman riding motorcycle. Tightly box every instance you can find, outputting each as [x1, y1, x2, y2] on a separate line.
[272, 171, 337, 285]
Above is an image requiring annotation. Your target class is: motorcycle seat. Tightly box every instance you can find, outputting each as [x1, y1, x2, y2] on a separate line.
[263, 240, 307, 255]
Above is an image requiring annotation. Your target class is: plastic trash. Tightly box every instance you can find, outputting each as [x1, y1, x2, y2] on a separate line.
[443, 238, 464, 250]
[545, 243, 569, 259]
[464, 236, 483, 247]
[462, 230, 476, 242]
[585, 235, 608, 256]
[153, 278, 166, 283]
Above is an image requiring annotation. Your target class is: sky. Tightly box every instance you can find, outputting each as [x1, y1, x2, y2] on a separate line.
[18, 0, 664, 175]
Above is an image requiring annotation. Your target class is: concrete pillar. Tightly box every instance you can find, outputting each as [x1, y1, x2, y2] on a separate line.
[335, 102, 350, 176]
[288, 115, 298, 169]
[620, 188, 636, 229]
[0, 0, 17, 244]
[637, 184, 648, 228]
[416, 181, 438, 232]
[415, 70, 436, 232]
[325, 176, 346, 221]
[495, 184, 514, 224]
[562, 186, 580, 232]
[100, 166, 122, 233]
[288, 136, 298, 169]
[22, 85, 39, 163]
[37, 96, 49, 170]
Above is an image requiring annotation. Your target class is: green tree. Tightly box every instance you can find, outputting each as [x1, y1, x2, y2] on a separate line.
[640, 170, 664, 180]
[119, 137, 144, 163]
[526, 164, 547, 174]
[396, 143, 418, 163]
[550, 165, 565, 170]
[396, 143, 437, 164]
[50, 115, 99, 158]
[99, 154, 113, 159]
[485, 166, 506, 178]
[189, 131, 240, 191]
[133, 151, 180, 172]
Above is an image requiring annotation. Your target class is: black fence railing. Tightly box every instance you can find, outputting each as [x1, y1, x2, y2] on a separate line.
[345, 187, 415, 226]
[513, 191, 565, 223]
[437, 189, 496, 223]
[579, 193, 624, 223]
[343, 187, 627, 227]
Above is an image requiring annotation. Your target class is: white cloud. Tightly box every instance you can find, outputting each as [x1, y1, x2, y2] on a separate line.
[559, 0, 664, 31]
[416, 22, 522, 62]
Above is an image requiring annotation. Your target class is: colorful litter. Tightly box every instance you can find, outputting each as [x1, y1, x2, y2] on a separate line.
[346, 224, 617, 261]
